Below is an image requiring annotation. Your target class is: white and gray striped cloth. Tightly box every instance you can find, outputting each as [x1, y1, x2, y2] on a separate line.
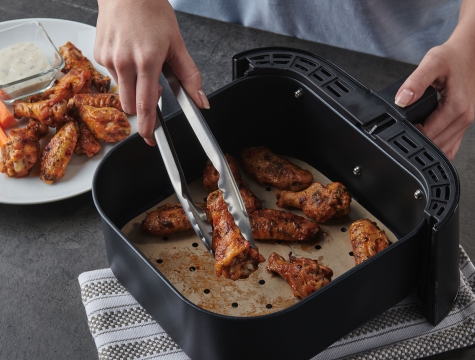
[79, 245, 475, 360]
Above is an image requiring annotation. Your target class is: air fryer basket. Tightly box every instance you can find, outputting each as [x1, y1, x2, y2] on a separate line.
[93, 48, 459, 360]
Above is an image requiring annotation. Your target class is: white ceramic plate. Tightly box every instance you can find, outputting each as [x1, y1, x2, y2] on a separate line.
[0, 18, 137, 204]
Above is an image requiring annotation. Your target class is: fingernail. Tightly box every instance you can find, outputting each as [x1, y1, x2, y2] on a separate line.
[198, 90, 210, 109]
[395, 88, 414, 108]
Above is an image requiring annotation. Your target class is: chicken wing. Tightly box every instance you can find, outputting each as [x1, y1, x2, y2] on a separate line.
[59, 42, 111, 93]
[141, 203, 209, 236]
[350, 219, 391, 265]
[250, 209, 319, 241]
[203, 154, 262, 214]
[241, 146, 314, 191]
[0, 120, 49, 178]
[74, 119, 101, 157]
[13, 97, 68, 127]
[276, 182, 351, 223]
[71, 103, 130, 142]
[40, 121, 78, 184]
[267, 252, 333, 298]
[70, 93, 123, 111]
[208, 190, 265, 280]
[28, 69, 91, 102]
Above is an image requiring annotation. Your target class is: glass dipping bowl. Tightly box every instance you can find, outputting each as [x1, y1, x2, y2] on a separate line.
[0, 21, 64, 103]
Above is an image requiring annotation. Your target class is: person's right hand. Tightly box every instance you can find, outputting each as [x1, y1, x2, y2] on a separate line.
[94, 0, 209, 146]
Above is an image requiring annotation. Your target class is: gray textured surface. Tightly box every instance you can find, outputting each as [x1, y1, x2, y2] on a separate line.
[0, 1, 474, 359]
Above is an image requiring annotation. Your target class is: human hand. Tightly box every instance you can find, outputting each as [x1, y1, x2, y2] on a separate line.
[94, 0, 209, 146]
[394, 40, 475, 160]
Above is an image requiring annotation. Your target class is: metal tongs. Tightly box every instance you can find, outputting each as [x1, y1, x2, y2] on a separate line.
[153, 63, 255, 256]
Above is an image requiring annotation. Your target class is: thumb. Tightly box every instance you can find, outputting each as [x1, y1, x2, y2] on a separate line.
[394, 55, 440, 108]
[168, 40, 210, 110]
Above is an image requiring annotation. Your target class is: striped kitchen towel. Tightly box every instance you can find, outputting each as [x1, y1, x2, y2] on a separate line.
[79, 245, 475, 360]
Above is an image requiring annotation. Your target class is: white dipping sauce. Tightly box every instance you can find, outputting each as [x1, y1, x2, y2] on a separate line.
[0, 42, 51, 85]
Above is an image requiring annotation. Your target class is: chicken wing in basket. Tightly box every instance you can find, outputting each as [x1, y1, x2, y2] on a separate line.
[250, 209, 319, 241]
[241, 146, 314, 191]
[142, 203, 209, 236]
[207, 190, 265, 280]
[350, 219, 392, 265]
[276, 182, 352, 223]
[267, 252, 333, 299]
[203, 153, 262, 214]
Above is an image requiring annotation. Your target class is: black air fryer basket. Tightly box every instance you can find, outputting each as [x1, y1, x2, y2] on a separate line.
[93, 48, 460, 360]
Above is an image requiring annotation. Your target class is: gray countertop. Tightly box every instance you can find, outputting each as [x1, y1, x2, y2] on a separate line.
[1, 1, 474, 359]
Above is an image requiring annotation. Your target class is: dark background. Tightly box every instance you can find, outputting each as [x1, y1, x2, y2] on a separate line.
[0, 1, 474, 359]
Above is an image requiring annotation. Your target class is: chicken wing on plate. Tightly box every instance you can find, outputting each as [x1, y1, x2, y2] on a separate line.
[241, 146, 314, 191]
[141, 203, 209, 236]
[13, 97, 68, 128]
[250, 209, 319, 241]
[350, 219, 391, 265]
[59, 42, 111, 93]
[74, 119, 101, 157]
[40, 121, 78, 184]
[276, 182, 352, 223]
[28, 69, 91, 102]
[0, 120, 49, 178]
[71, 103, 130, 142]
[207, 190, 265, 280]
[267, 252, 333, 298]
[203, 154, 262, 214]
[70, 93, 123, 111]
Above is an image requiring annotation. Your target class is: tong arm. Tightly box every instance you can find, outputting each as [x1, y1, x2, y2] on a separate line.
[153, 106, 214, 255]
[161, 63, 255, 248]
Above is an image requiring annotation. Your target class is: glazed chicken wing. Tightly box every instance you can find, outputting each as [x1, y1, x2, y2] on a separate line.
[141, 203, 209, 236]
[208, 190, 265, 280]
[241, 146, 314, 191]
[28, 69, 91, 102]
[71, 103, 130, 142]
[13, 97, 68, 128]
[276, 182, 352, 223]
[40, 121, 78, 184]
[203, 154, 262, 214]
[70, 93, 123, 111]
[74, 119, 101, 157]
[59, 42, 111, 93]
[267, 252, 333, 298]
[0, 120, 49, 178]
[250, 209, 319, 241]
[350, 219, 391, 265]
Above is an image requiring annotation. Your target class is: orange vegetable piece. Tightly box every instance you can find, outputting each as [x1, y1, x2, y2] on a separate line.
[0, 125, 8, 146]
[0, 101, 16, 129]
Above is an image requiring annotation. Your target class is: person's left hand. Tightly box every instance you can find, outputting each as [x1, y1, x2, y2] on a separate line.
[394, 40, 475, 160]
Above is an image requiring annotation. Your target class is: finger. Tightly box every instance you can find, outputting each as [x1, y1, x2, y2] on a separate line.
[116, 68, 137, 115]
[441, 133, 464, 161]
[168, 39, 209, 109]
[107, 68, 119, 87]
[395, 53, 443, 108]
[417, 105, 470, 160]
[136, 70, 162, 145]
